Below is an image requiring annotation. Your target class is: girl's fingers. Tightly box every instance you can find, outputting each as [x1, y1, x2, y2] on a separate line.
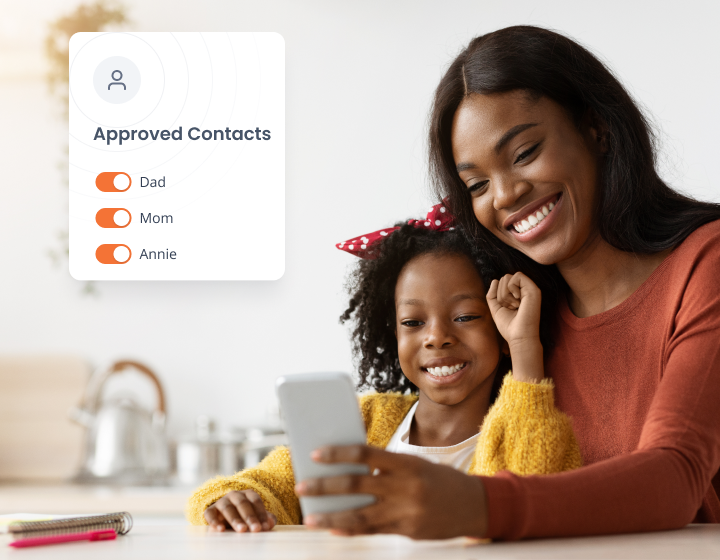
[227, 493, 264, 532]
[215, 498, 247, 533]
[497, 274, 520, 309]
[244, 490, 272, 530]
[204, 505, 228, 531]
[508, 274, 522, 300]
[486, 279, 499, 301]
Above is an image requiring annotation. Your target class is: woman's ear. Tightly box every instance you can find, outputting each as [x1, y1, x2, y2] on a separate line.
[583, 108, 609, 154]
[501, 339, 510, 357]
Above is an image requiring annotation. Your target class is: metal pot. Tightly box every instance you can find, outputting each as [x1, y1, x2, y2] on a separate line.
[243, 427, 287, 468]
[175, 417, 246, 486]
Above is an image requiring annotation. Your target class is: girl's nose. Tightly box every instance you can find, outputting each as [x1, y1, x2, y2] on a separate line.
[492, 178, 533, 211]
[424, 321, 455, 349]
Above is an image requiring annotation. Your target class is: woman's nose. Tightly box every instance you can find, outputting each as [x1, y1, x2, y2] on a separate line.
[492, 177, 533, 211]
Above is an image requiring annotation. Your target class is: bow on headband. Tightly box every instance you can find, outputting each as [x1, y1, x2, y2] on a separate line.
[336, 201, 456, 259]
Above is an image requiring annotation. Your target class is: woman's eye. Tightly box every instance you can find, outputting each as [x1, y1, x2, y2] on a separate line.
[455, 315, 480, 323]
[514, 143, 539, 164]
[401, 320, 423, 327]
[467, 180, 489, 196]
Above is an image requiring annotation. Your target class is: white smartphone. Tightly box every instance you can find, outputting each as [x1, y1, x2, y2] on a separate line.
[275, 372, 375, 516]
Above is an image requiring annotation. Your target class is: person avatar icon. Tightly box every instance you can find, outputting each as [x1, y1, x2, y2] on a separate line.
[108, 70, 126, 91]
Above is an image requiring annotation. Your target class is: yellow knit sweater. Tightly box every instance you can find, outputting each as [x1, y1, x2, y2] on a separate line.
[186, 374, 581, 526]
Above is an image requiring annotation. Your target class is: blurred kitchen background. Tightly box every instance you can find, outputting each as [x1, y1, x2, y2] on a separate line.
[1, 0, 719, 515]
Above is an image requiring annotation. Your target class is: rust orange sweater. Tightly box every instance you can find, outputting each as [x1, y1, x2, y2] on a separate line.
[483, 220, 720, 540]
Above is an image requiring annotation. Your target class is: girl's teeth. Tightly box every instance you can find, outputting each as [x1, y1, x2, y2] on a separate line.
[427, 363, 465, 377]
[513, 201, 556, 234]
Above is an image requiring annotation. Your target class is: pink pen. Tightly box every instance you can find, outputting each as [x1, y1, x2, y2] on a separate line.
[8, 529, 117, 548]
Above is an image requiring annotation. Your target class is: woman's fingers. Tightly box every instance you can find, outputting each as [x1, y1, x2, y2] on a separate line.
[302, 460, 488, 540]
[311, 444, 423, 473]
[305, 501, 401, 534]
[297, 468, 400, 497]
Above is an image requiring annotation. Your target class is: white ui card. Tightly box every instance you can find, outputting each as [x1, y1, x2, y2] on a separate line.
[68, 32, 285, 280]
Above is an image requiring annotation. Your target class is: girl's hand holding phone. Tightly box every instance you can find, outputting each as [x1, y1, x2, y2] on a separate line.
[204, 490, 277, 532]
[296, 444, 487, 538]
[486, 272, 544, 383]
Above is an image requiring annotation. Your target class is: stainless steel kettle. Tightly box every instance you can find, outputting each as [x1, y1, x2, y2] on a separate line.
[70, 360, 170, 485]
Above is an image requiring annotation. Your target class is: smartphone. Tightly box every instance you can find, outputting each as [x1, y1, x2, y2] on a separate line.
[275, 372, 375, 516]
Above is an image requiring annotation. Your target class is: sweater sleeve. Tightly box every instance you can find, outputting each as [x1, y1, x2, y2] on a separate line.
[474, 373, 581, 476]
[186, 446, 301, 526]
[482, 236, 720, 540]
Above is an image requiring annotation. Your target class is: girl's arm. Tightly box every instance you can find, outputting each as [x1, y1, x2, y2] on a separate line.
[186, 446, 301, 529]
[486, 272, 544, 383]
[479, 272, 581, 476]
[473, 373, 581, 476]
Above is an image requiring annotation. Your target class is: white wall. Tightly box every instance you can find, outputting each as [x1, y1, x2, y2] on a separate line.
[1, 0, 719, 436]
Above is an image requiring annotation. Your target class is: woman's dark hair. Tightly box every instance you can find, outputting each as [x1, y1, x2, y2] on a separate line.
[340, 223, 512, 397]
[429, 25, 720, 279]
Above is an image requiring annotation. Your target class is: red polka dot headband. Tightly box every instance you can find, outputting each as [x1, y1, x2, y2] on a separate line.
[336, 201, 456, 259]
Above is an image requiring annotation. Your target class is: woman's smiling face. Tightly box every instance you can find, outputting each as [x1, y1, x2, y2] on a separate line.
[395, 252, 505, 407]
[451, 91, 602, 266]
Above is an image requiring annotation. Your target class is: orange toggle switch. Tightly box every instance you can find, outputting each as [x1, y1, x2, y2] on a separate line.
[96, 172, 132, 192]
[96, 244, 132, 264]
[96, 208, 132, 228]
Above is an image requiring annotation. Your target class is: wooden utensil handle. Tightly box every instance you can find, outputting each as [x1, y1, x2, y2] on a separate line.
[107, 360, 166, 413]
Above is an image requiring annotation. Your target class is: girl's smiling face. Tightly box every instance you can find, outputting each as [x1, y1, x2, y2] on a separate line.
[395, 252, 506, 406]
[451, 91, 603, 266]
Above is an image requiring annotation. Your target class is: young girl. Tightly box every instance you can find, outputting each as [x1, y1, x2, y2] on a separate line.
[187, 203, 581, 533]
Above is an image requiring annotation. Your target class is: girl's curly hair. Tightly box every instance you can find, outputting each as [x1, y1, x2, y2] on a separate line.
[340, 222, 512, 395]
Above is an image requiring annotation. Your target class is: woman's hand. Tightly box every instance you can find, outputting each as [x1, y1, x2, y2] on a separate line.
[486, 272, 544, 382]
[204, 490, 277, 532]
[295, 444, 488, 539]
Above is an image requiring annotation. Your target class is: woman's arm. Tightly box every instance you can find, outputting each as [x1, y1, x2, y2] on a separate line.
[482, 239, 720, 539]
[186, 446, 301, 527]
[483, 315, 720, 538]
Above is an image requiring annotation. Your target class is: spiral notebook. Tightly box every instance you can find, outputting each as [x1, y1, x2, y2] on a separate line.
[1, 512, 132, 541]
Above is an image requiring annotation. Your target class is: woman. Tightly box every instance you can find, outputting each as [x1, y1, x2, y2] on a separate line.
[297, 26, 720, 539]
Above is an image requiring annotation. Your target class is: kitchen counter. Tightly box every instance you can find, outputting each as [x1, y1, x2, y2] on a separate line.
[0, 483, 192, 515]
[1, 517, 719, 559]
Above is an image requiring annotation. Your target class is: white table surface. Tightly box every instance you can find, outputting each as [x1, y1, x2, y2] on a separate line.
[0, 483, 191, 515]
[2, 516, 720, 560]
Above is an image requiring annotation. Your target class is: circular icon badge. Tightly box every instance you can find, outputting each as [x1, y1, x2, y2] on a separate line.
[93, 56, 141, 104]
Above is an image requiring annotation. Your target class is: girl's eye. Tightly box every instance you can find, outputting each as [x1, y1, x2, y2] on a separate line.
[514, 143, 539, 164]
[401, 320, 423, 327]
[455, 315, 480, 323]
[467, 180, 489, 196]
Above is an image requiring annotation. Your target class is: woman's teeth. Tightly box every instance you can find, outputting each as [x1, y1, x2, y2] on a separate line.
[426, 363, 465, 377]
[513, 201, 555, 234]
